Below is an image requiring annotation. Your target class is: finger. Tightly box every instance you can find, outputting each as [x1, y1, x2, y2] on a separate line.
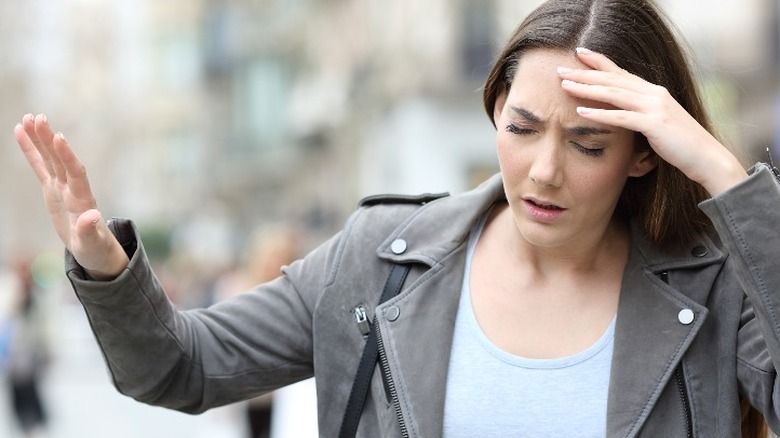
[23, 113, 57, 178]
[558, 66, 649, 92]
[14, 122, 51, 184]
[33, 114, 67, 181]
[74, 208, 103, 241]
[575, 47, 622, 73]
[561, 79, 647, 113]
[575, 106, 652, 135]
[53, 132, 97, 203]
[74, 209, 129, 279]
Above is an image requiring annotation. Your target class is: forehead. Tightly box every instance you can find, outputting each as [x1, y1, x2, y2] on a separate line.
[506, 48, 614, 116]
[514, 48, 585, 76]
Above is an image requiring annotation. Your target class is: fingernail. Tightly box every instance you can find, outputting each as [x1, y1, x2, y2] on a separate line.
[557, 66, 573, 74]
[561, 79, 576, 87]
[577, 107, 593, 115]
[576, 47, 593, 55]
[24, 113, 33, 123]
[56, 132, 66, 142]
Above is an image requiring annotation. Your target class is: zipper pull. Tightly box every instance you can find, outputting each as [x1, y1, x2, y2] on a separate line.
[767, 147, 780, 182]
[352, 305, 371, 338]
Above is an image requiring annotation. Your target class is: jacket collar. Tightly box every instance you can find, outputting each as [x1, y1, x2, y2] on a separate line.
[372, 173, 726, 437]
[375, 173, 506, 266]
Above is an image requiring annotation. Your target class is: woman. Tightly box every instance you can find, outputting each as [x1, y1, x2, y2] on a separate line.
[13, 0, 780, 436]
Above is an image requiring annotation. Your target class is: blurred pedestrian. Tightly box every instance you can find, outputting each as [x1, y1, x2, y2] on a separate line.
[2, 255, 50, 438]
[213, 223, 302, 438]
[11, 0, 780, 436]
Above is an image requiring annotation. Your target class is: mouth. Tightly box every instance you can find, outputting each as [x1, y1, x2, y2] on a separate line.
[525, 198, 565, 211]
[523, 197, 567, 223]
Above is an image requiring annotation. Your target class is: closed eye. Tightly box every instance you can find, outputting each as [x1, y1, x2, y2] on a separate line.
[573, 142, 604, 157]
[506, 123, 536, 135]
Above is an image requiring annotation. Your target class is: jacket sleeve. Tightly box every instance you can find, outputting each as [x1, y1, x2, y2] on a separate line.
[698, 164, 780, 427]
[65, 217, 343, 414]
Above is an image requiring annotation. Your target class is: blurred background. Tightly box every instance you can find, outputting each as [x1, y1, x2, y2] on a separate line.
[0, 0, 777, 437]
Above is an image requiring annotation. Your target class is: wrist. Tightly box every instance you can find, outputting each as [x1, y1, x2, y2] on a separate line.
[84, 243, 130, 281]
[700, 154, 748, 197]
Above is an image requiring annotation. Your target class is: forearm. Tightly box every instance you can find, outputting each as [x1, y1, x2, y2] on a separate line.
[65, 219, 208, 410]
[701, 164, 780, 423]
[701, 165, 780, 345]
[65, 218, 320, 413]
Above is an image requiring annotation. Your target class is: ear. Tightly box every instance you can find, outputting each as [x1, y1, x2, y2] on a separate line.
[492, 86, 507, 126]
[628, 150, 659, 177]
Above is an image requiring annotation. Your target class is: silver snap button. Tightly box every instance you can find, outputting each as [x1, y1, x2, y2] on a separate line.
[390, 239, 407, 255]
[678, 308, 694, 325]
[691, 245, 708, 257]
[385, 305, 400, 322]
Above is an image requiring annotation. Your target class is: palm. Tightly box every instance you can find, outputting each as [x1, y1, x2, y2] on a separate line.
[15, 114, 128, 278]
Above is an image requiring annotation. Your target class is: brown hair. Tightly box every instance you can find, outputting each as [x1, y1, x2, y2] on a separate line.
[483, 1, 766, 435]
[482, 0, 713, 248]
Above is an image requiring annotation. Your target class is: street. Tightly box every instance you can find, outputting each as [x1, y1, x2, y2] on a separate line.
[1, 302, 318, 438]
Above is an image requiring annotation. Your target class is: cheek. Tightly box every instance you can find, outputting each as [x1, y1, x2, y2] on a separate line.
[574, 165, 631, 203]
[495, 132, 522, 172]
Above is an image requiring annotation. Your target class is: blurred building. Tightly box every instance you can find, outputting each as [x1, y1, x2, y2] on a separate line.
[0, 0, 777, 437]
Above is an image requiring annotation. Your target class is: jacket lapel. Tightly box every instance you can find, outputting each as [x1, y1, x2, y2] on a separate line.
[371, 174, 505, 437]
[607, 227, 724, 437]
[375, 248, 467, 437]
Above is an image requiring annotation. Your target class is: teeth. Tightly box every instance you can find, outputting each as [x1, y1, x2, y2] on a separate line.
[531, 200, 561, 210]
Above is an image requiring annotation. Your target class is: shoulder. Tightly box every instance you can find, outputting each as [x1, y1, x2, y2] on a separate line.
[341, 192, 451, 243]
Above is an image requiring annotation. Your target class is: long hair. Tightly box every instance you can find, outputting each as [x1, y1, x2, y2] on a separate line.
[482, 0, 712, 248]
[482, 1, 766, 435]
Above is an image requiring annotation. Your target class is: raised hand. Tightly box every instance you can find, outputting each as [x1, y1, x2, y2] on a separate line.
[14, 114, 129, 280]
[558, 48, 748, 197]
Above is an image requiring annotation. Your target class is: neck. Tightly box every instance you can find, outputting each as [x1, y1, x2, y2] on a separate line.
[494, 203, 631, 280]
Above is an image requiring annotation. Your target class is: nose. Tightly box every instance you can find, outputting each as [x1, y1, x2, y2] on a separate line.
[528, 140, 564, 188]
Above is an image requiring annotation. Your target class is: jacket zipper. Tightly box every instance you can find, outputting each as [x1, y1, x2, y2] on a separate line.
[375, 323, 409, 438]
[675, 364, 693, 437]
[659, 271, 693, 437]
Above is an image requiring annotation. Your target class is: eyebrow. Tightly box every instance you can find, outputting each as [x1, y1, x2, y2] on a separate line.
[509, 105, 613, 136]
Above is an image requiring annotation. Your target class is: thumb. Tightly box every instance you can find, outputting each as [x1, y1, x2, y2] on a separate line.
[75, 208, 106, 242]
[73, 209, 129, 280]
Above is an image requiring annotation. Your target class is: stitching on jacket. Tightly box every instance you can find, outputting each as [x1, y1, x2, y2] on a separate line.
[325, 207, 364, 287]
[682, 360, 699, 437]
[384, 262, 451, 438]
[130, 265, 314, 381]
[736, 356, 774, 374]
[626, 306, 702, 437]
[718, 197, 779, 331]
[127, 268, 192, 362]
[380, 245, 463, 437]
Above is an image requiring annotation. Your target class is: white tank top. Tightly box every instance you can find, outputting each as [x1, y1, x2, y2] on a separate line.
[442, 211, 615, 437]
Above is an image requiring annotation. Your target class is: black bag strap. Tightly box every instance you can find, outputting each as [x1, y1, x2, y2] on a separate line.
[339, 263, 411, 438]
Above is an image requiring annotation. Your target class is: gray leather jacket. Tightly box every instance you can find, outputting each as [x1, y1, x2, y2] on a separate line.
[66, 165, 780, 437]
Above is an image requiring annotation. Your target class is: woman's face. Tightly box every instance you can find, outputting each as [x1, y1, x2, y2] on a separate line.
[493, 49, 654, 250]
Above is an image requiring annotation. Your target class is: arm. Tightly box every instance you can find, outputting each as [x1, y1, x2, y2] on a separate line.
[698, 165, 780, 427]
[66, 217, 340, 413]
[13, 114, 326, 412]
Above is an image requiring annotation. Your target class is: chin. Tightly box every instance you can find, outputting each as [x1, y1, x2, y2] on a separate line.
[516, 223, 573, 249]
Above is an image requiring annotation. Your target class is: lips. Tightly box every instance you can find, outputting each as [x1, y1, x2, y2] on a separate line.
[527, 199, 563, 210]
[523, 197, 566, 223]
[525, 197, 565, 210]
